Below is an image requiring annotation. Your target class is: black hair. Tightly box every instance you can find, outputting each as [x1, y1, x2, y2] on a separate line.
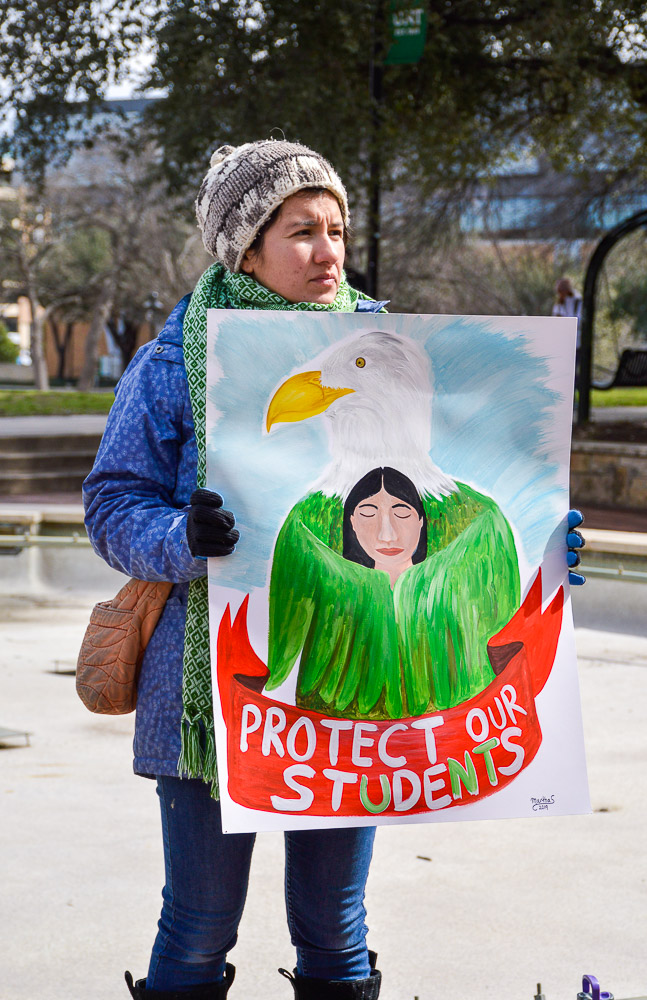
[342, 467, 427, 568]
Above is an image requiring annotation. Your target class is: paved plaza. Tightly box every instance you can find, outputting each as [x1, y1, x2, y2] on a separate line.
[1, 550, 646, 1000]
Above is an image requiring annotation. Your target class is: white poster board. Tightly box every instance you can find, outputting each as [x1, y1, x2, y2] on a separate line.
[204, 311, 590, 833]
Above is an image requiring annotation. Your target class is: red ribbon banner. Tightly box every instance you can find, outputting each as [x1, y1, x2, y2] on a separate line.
[216, 570, 563, 818]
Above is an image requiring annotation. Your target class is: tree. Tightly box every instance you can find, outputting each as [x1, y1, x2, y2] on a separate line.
[3, 2, 647, 187]
[0, 0, 147, 176]
[0, 138, 204, 388]
[0, 178, 124, 388]
[42, 135, 205, 388]
[3, 1, 647, 294]
[37, 224, 112, 381]
[48, 311, 76, 380]
[0, 188, 58, 389]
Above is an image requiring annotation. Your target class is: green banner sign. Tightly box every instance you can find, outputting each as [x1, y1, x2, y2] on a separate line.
[385, 2, 427, 65]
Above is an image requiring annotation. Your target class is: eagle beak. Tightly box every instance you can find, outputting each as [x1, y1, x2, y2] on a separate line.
[266, 370, 354, 432]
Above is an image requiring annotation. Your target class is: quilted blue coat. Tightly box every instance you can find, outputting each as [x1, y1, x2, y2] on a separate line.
[83, 294, 389, 777]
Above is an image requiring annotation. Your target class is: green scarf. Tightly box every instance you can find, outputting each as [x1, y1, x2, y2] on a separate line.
[179, 263, 366, 793]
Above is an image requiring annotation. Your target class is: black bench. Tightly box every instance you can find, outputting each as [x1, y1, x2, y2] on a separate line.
[592, 348, 647, 389]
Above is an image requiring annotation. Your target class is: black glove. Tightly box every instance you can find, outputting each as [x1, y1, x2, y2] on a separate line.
[186, 488, 239, 557]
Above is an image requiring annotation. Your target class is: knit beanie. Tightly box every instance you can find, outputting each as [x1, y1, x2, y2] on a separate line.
[195, 139, 350, 272]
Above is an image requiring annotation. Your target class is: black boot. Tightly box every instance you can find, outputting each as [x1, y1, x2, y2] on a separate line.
[278, 951, 381, 999]
[125, 965, 235, 999]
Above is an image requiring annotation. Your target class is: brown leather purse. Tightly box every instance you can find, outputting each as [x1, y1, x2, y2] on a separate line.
[76, 578, 173, 715]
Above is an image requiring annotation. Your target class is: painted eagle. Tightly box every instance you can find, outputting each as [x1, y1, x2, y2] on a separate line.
[263, 330, 520, 720]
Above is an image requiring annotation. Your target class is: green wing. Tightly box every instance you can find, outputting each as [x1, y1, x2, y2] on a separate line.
[266, 492, 403, 719]
[394, 483, 520, 714]
[267, 484, 520, 721]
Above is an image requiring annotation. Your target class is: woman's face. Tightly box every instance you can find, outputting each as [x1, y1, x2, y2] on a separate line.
[350, 487, 423, 586]
[240, 190, 345, 304]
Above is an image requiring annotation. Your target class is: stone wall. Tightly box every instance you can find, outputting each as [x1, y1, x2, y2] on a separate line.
[571, 441, 647, 510]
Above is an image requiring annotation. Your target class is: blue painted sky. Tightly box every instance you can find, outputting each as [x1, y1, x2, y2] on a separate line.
[205, 311, 575, 591]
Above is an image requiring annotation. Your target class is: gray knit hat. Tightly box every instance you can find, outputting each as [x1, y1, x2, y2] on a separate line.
[195, 139, 349, 272]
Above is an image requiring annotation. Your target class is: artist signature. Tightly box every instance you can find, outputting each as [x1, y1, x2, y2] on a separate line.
[531, 795, 555, 812]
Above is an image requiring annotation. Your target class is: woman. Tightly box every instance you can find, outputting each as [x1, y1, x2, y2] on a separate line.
[84, 139, 585, 999]
[84, 140, 383, 999]
[343, 467, 427, 586]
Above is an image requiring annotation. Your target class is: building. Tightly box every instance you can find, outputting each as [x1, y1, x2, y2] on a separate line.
[459, 152, 647, 241]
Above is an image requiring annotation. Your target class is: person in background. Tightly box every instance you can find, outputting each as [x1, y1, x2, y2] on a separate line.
[553, 277, 583, 385]
[552, 277, 582, 323]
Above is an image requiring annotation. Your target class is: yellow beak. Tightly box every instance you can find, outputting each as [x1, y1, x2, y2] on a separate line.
[266, 370, 354, 432]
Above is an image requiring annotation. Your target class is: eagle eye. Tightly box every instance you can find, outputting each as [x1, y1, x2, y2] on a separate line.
[355, 357, 366, 368]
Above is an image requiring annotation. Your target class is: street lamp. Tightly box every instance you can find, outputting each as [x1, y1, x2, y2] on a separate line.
[143, 291, 164, 340]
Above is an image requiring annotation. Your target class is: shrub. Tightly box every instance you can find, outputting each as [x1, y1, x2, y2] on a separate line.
[0, 321, 20, 364]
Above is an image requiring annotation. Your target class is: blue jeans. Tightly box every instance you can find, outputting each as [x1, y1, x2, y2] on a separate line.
[147, 776, 376, 990]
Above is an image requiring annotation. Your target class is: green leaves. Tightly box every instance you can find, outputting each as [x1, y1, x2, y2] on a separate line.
[0, 0, 149, 170]
[2, 0, 647, 215]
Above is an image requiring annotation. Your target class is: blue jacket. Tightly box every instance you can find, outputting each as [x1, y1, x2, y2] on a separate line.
[83, 294, 389, 778]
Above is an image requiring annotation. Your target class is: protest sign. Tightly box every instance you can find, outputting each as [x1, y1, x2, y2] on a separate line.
[204, 311, 590, 832]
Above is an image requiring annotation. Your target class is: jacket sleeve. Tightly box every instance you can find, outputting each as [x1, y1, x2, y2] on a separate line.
[83, 332, 207, 584]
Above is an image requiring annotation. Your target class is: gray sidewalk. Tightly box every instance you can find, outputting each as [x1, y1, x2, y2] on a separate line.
[587, 405, 647, 424]
[1, 409, 646, 1000]
[0, 414, 109, 437]
[1, 568, 646, 1000]
[0, 406, 645, 437]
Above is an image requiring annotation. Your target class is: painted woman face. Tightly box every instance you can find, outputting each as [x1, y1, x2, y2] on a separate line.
[350, 487, 424, 586]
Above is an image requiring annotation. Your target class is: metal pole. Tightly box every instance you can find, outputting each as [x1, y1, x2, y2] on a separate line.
[577, 209, 647, 425]
[367, 4, 385, 300]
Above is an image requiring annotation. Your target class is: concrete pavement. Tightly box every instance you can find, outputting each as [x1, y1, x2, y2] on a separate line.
[2, 406, 646, 998]
[0, 414, 109, 437]
[0, 404, 644, 438]
[587, 406, 647, 424]
[1, 549, 646, 1000]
